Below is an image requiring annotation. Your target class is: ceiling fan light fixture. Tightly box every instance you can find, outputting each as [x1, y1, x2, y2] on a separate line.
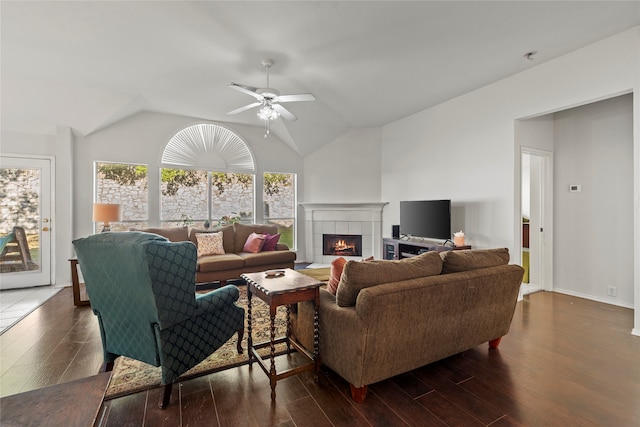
[258, 105, 279, 121]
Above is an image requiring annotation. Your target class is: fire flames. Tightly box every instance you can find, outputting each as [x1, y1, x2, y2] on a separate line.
[333, 239, 354, 252]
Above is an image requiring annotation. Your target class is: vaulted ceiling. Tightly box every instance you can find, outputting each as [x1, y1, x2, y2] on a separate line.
[2, 1, 639, 156]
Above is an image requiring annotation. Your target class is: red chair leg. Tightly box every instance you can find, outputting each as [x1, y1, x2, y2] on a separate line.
[489, 337, 502, 349]
[349, 384, 368, 403]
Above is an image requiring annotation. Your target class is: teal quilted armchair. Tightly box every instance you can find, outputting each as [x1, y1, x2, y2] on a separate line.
[72, 232, 244, 408]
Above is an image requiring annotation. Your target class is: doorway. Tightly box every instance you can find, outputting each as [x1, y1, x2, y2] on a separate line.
[0, 156, 53, 289]
[521, 148, 553, 294]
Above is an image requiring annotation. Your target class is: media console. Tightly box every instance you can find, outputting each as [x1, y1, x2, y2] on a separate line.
[383, 237, 471, 260]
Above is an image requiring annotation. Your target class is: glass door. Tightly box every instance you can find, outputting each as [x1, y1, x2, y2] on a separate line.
[0, 156, 52, 289]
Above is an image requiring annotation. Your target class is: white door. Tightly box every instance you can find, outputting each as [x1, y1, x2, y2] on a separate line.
[521, 148, 553, 293]
[0, 156, 53, 289]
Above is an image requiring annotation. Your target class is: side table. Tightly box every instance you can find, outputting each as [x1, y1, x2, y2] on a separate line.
[69, 258, 90, 306]
[241, 268, 322, 400]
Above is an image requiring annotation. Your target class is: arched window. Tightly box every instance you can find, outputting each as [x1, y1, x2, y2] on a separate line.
[161, 124, 255, 173]
[160, 124, 256, 227]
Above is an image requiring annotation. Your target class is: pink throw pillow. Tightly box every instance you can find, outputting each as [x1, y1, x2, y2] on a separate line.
[327, 257, 347, 295]
[243, 232, 265, 253]
[262, 233, 281, 251]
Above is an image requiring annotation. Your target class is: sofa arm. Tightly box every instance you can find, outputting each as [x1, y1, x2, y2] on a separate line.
[275, 243, 289, 251]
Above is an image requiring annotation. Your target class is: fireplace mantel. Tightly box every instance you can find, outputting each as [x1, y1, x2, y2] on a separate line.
[299, 202, 388, 263]
[299, 202, 388, 212]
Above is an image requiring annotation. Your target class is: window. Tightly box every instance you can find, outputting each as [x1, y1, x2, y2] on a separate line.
[160, 169, 254, 227]
[264, 172, 296, 249]
[160, 124, 297, 248]
[95, 162, 148, 232]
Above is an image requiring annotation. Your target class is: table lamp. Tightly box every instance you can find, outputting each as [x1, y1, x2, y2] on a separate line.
[93, 203, 122, 232]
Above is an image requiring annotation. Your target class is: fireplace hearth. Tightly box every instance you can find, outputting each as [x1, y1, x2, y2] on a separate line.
[323, 234, 362, 257]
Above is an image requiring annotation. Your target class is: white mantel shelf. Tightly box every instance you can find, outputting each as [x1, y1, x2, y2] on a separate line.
[300, 202, 388, 211]
[299, 202, 389, 263]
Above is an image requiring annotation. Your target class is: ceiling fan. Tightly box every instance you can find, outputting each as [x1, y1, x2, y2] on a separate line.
[227, 58, 316, 137]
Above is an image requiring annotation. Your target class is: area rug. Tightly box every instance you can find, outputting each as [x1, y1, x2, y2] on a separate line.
[104, 268, 329, 400]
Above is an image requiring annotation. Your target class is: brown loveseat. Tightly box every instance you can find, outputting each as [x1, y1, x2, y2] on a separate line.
[133, 223, 296, 283]
[291, 248, 524, 402]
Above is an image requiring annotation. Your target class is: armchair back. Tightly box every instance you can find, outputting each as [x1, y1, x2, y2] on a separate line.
[72, 232, 198, 366]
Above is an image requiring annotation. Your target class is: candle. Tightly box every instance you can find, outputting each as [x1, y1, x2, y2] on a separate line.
[453, 231, 465, 247]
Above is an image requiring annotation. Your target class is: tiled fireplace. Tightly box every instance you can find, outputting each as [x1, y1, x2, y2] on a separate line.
[300, 202, 388, 264]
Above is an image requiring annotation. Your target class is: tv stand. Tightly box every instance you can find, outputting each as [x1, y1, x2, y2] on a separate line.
[383, 237, 471, 260]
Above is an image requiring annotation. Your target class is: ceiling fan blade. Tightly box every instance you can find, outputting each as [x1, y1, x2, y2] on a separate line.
[273, 104, 297, 121]
[227, 101, 262, 115]
[277, 93, 316, 103]
[228, 83, 264, 101]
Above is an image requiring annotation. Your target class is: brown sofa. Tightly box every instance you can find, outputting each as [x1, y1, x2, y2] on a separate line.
[291, 248, 524, 402]
[133, 223, 296, 283]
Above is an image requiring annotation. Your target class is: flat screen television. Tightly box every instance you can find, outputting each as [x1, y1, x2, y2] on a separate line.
[400, 199, 451, 240]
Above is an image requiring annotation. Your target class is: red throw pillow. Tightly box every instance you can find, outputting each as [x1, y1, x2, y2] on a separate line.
[327, 257, 347, 295]
[243, 232, 265, 253]
[262, 233, 281, 251]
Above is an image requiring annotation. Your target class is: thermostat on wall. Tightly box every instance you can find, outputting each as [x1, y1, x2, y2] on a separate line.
[569, 184, 581, 192]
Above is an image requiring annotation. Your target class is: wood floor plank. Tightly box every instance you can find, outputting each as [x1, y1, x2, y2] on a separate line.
[144, 386, 182, 426]
[368, 378, 447, 426]
[390, 372, 435, 399]
[326, 372, 410, 426]
[298, 371, 371, 427]
[416, 391, 484, 426]
[286, 395, 333, 427]
[180, 386, 219, 427]
[413, 364, 504, 425]
[100, 391, 147, 427]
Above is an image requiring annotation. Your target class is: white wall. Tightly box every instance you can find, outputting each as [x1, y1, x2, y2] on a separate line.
[379, 27, 639, 331]
[553, 94, 634, 307]
[303, 127, 382, 203]
[301, 127, 383, 258]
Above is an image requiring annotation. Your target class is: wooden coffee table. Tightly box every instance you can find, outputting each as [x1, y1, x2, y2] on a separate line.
[241, 268, 322, 399]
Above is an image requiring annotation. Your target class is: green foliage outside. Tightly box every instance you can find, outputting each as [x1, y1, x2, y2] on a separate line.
[98, 165, 290, 197]
[98, 164, 147, 186]
[161, 169, 204, 196]
[211, 172, 253, 194]
[277, 226, 294, 248]
[264, 173, 291, 196]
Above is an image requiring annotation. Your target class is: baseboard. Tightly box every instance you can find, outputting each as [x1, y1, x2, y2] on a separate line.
[551, 288, 634, 310]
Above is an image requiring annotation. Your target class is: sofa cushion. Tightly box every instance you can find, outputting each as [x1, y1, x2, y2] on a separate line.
[131, 226, 188, 242]
[243, 232, 265, 253]
[233, 223, 278, 254]
[441, 248, 510, 274]
[195, 232, 225, 256]
[262, 233, 280, 251]
[197, 253, 245, 273]
[190, 225, 235, 254]
[238, 250, 297, 267]
[336, 251, 443, 307]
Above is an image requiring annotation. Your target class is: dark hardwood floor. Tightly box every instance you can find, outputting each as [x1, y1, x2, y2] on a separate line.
[1, 286, 639, 426]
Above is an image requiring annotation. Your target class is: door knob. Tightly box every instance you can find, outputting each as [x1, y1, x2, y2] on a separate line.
[42, 227, 50, 232]
[43, 218, 49, 223]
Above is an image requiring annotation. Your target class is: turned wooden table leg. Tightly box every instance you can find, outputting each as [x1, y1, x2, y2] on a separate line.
[270, 305, 277, 400]
[247, 290, 253, 366]
[313, 297, 320, 381]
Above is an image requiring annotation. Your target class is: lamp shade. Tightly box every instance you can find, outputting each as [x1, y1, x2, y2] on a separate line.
[93, 203, 122, 224]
